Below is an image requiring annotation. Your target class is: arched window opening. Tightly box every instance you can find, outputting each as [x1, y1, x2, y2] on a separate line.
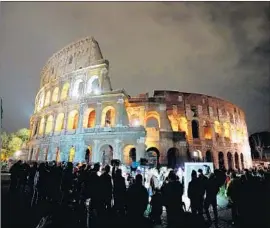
[55, 113, 64, 132]
[88, 110, 96, 128]
[72, 80, 84, 97]
[179, 117, 188, 136]
[100, 144, 113, 165]
[146, 147, 160, 166]
[69, 146, 75, 162]
[146, 116, 160, 128]
[205, 150, 212, 162]
[214, 121, 222, 139]
[203, 121, 212, 139]
[240, 153, 244, 169]
[191, 120, 199, 139]
[218, 152, 225, 170]
[123, 145, 136, 165]
[60, 83, 70, 101]
[227, 152, 233, 170]
[223, 122, 231, 139]
[44, 91, 51, 106]
[85, 146, 92, 164]
[39, 117, 45, 135]
[235, 153, 240, 170]
[67, 110, 79, 130]
[44, 148, 49, 161]
[52, 87, 59, 103]
[45, 115, 54, 134]
[87, 76, 100, 94]
[101, 106, 116, 127]
[167, 147, 178, 168]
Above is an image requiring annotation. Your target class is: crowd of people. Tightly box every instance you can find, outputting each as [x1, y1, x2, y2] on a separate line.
[7, 160, 270, 228]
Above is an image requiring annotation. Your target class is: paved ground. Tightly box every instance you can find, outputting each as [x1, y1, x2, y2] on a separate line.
[1, 176, 233, 228]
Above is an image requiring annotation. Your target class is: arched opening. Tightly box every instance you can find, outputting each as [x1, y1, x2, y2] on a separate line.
[60, 83, 70, 101]
[44, 148, 49, 161]
[85, 146, 92, 163]
[192, 150, 202, 162]
[87, 110, 96, 128]
[179, 117, 188, 136]
[29, 148, 34, 160]
[123, 145, 136, 165]
[101, 106, 116, 127]
[45, 115, 54, 134]
[100, 144, 114, 165]
[167, 147, 178, 168]
[44, 91, 51, 106]
[145, 111, 160, 129]
[223, 122, 231, 139]
[72, 79, 84, 97]
[146, 147, 160, 166]
[227, 152, 233, 170]
[214, 121, 222, 139]
[205, 150, 212, 162]
[203, 121, 212, 139]
[218, 152, 225, 169]
[87, 76, 100, 93]
[234, 153, 239, 170]
[55, 113, 64, 132]
[52, 87, 59, 103]
[240, 153, 244, 169]
[191, 120, 199, 139]
[69, 146, 75, 162]
[67, 110, 79, 130]
[33, 122, 38, 136]
[39, 117, 45, 135]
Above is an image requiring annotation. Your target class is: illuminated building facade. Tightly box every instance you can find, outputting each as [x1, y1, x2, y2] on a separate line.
[27, 37, 252, 169]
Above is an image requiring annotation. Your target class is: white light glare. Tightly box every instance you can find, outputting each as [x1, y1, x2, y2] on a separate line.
[15, 150, 22, 157]
[193, 151, 198, 157]
[133, 119, 140, 127]
[94, 89, 101, 95]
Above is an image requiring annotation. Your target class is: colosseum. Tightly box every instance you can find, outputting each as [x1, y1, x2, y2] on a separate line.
[27, 37, 252, 170]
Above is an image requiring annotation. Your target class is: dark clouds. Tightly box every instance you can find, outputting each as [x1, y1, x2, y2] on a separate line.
[0, 2, 269, 134]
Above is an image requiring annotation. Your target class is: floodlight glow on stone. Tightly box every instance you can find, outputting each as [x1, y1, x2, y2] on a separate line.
[133, 119, 140, 127]
[94, 89, 101, 95]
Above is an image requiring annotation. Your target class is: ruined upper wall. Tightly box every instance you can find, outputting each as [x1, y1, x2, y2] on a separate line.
[40, 37, 105, 88]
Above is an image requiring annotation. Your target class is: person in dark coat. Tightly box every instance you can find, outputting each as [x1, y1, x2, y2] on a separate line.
[9, 160, 22, 192]
[113, 168, 126, 214]
[149, 188, 163, 225]
[126, 174, 149, 218]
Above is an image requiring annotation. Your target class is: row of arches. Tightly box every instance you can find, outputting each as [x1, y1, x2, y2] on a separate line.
[36, 76, 100, 111]
[218, 152, 245, 170]
[34, 106, 116, 136]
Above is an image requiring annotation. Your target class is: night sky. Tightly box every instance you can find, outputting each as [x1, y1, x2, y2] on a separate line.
[0, 2, 269, 134]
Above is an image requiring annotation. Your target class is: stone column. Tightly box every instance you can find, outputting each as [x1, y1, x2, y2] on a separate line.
[159, 104, 172, 131]
[224, 152, 229, 170]
[63, 109, 69, 132]
[116, 98, 125, 127]
[60, 144, 68, 162]
[95, 102, 102, 127]
[92, 139, 100, 163]
[114, 139, 123, 161]
[78, 104, 85, 133]
[51, 113, 57, 136]
[136, 137, 146, 162]
[75, 140, 85, 163]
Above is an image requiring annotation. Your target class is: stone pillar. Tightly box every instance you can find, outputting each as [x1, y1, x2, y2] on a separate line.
[224, 152, 229, 170]
[136, 137, 146, 162]
[116, 98, 125, 127]
[75, 140, 85, 163]
[159, 104, 172, 131]
[114, 139, 123, 161]
[63, 110, 69, 132]
[95, 102, 102, 127]
[52, 114, 57, 135]
[78, 104, 85, 133]
[92, 139, 100, 163]
[60, 144, 69, 162]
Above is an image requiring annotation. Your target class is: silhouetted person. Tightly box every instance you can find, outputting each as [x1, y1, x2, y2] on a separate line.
[204, 172, 220, 227]
[113, 168, 126, 214]
[188, 170, 203, 215]
[226, 172, 240, 225]
[61, 162, 74, 204]
[9, 160, 22, 192]
[149, 188, 163, 225]
[28, 162, 38, 196]
[100, 165, 113, 212]
[163, 172, 184, 228]
[126, 174, 148, 218]
[88, 163, 101, 212]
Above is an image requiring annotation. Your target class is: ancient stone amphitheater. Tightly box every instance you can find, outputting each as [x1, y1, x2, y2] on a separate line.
[27, 37, 252, 170]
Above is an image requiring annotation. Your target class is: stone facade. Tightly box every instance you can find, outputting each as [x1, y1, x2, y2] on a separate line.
[27, 37, 252, 170]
